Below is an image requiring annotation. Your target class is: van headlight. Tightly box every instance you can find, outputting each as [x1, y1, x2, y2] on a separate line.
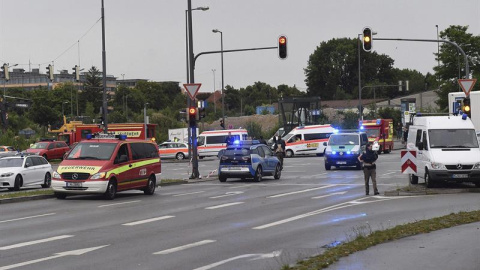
[53, 171, 61, 179]
[0, 172, 14, 177]
[431, 162, 446, 170]
[473, 163, 480, 169]
[91, 172, 106, 180]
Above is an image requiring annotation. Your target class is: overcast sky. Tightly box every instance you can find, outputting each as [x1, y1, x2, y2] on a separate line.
[0, 0, 478, 93]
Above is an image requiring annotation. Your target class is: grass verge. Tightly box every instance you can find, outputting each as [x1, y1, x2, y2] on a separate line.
[0, 190, 54, 199]
[284, 210, 480, 270]
[161, 179, 188, 185]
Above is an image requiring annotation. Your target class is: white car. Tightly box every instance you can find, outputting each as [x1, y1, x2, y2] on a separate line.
[158, 142, 189, 160]
[0, 155, 53, 191]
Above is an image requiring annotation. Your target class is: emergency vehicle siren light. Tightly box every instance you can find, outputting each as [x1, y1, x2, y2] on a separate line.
[86, 134, 93, 139]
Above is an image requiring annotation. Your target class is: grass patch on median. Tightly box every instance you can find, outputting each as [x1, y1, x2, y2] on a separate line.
[283, 210, 480, 270]
[160, 179, 188, 185]
[0, 189, 54, 199]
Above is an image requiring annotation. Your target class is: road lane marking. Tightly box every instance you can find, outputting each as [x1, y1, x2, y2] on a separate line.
[0, 245, 109, 270]
[311, 191, 347, 199]
[122, 216, 175, 226]
[381, 172, 397, 176]
[229, 185, 250, 189]
[98, 200, 141, 208]
[205, 202, 244, 209]
[193, 251, 282, 270]
[253, 197, 403, 229]
[210, 191, 244, 199]
[267, 185, 336, 198]
[0, 235, 74, 251]
[0, 213, 56, 224]
[173, 191, 205, 197]
[153, 240, 216, 255]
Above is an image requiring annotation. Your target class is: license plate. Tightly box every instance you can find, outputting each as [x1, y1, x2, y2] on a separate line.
[452, 174, 468, 179]
[66, 182, 82, 187]
[229, 167, 241, 171]
[336, 161, 347, 165]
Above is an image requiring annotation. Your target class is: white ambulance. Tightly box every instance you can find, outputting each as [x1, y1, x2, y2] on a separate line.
[197, 129, 248, 158]
[282, 124, 335, 157]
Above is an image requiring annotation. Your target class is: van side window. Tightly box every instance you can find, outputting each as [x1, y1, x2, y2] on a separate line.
[304, 133, 332, 141]
[242, 134, 247, 140]
[116, 144, 129, 163]
[207, 136, 227, 144]
[415, 130, 422, 146]
[130, 143, 147, 160]
[144, 143, 158, 158]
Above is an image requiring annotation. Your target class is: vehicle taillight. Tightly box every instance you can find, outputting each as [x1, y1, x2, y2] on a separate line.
[221, 156, 228, 161]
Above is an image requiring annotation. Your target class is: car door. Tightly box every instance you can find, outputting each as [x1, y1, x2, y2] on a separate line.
[112, 143, 131, 191]
[31, 157, 47, 185]
[256, 146, 268, 172]
[414, 129, 426, 177]
[262, 146, 276, 171]
[23, 157, 37, 186]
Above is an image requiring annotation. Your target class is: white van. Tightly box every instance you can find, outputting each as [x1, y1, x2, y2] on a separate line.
[282, 125, 335, 157]
[197, 129, 248, 158]
[407, 115, 480, 187]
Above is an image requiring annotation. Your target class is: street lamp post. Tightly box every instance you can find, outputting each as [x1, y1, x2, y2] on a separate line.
[212, 29, 225, 129]
[212, 69, 216, 113]
[62, 101, 69, 118]
[144, 102, 149, 139]
[357, 34, 362, 120]
[185, 7, 209, 84]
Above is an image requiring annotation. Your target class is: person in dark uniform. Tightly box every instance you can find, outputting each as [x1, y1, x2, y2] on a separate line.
[358, 142, 379, 196]
[225, 132, 235, 145]
[275, 135, 286, 170]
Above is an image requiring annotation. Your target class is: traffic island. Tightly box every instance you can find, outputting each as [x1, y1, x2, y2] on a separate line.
[384, 182, 480, 196]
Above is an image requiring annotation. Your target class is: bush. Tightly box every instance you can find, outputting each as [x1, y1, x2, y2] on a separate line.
[245, 121, 262, 139]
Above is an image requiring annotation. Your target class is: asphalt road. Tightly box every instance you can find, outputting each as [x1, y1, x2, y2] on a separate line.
[1, 150, 480, 270]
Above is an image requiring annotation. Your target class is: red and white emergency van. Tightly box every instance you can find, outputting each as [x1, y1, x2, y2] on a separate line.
[51, 134, 161, 200]
[282, 124, 335, 157]
[359, 119, 394, 153]
[197, 129, 248, 158]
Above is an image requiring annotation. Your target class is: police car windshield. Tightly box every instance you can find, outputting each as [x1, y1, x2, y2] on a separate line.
[429, 129, 479, 148]
[0, 158, 23, 167]
[66, 142, 117, 160]
[329, 134, 359, 145]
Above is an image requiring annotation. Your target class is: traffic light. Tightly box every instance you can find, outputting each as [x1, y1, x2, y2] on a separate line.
[73, 65, 80, 82]
[199, 107, 206, 119]
[462, 97, 471, 118]
[46, 64, 54, 81]
[188, 107, 197, 126]
[1, 63, 9, 81]
[278, 35, 287, 59]
[362, 27, 372, 52]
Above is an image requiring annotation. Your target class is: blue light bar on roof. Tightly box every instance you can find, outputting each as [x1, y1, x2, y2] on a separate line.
[376, 119, 381, 125]
[86, 134, 93, 140]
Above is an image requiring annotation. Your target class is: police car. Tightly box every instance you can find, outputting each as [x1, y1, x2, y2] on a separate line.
[218, 140, 281, 182]
[324, 131, 368, 170]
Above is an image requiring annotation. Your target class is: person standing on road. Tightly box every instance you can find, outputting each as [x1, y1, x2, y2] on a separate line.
[358, 142, 379, 196]
[275, 135, 286, 170]
[225, 132, 235, 145]
[396, 123, 402, 140]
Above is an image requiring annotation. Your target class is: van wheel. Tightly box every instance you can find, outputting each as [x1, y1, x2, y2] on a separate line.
[218, 174, 227, 182]
[274, 164, 281, 179]
[13, 175, 22, 191]
[176, 153, 185, 160]
[286, 150, 293, 158]
[104, 180, 117, 200]
[384, 147, 390, 154]
[41, 173, 51, 188]
[409, 174, 419, 184]
[144, 175, 156, 195]
[325, 163, 331, 171]
[425, 170, 434, 188]
[55, 192, 67, 199]
[254, 166, 263, 182]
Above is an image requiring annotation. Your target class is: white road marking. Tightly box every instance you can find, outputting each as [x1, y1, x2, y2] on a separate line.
[205, 202, 244, 209]
[381, 172, 397, 176]
[122, 216, 175, 226]
[229, 185, 250, 189]
[153, 240, 216, 255]
[0, 213, 56, 224]
[210, 191, 244, 199]
[0, 245, 109, 270]
[311, 191, 347, 199]
[173, 191, 205, 197]
[0, 235, 74, 251]
[253, 197, 405, 229]
[268, 185, 336, 198]
[193, 251, 282, 270]
[98, 200, 140, 208]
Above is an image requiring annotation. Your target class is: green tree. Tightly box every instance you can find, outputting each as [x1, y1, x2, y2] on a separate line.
[81, 66, 103, 113]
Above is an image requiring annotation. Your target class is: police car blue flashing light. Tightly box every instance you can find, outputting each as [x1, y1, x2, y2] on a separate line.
[347, 151, 351, 155]
[360, 126, 365, 130]
[333, 129, 339, 134]
[119, 134, 128, 140]
[376, 119, 381, 125]
[332, 151, 337, 155]
[86, 134, 93, 140]
[233, 140, 240, 145]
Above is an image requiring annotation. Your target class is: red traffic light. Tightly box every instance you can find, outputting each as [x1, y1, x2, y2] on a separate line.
[278, 35, 287, 59]
[188, 107, 197, 115]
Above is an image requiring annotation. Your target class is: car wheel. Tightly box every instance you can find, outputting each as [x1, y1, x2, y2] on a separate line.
[218, 174, 227, 182]
[274, 164, 281, 179]
[475, 182, 480, 188]
[144, 175, 156, 195]
[425, 170, 434, 188]
[325, 163, 331, 171]
[54, 192, 67, 199]
[409, 174, 419, 185]
[176, 152, 185, 160]
[377, 146, 382, 155]
[254, 166, 263, 182]
[285, 150, 294, 158]
[13, 175, 22, 191]
[41, 172, 51, 188]
[104, 179, 117, 200]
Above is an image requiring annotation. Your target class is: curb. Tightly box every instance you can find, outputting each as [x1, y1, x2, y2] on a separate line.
[0, 194, 55, 204]
[384, 187, 480, 196]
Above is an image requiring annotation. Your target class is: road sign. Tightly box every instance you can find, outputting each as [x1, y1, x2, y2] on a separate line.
[183, 83, 202, 100]
[401, 150, 417, 174]
[458, 79, 477, 96]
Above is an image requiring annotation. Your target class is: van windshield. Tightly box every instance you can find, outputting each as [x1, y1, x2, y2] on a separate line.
[66, 142, 117, 160]
[329, 134, 359, 145]
[428, 129, 479, 148]
[365, 129, 380, 138]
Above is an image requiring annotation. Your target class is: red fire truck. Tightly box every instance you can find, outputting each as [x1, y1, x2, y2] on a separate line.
[57, 123, 157, 146]
[359, 119, 394, 154]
